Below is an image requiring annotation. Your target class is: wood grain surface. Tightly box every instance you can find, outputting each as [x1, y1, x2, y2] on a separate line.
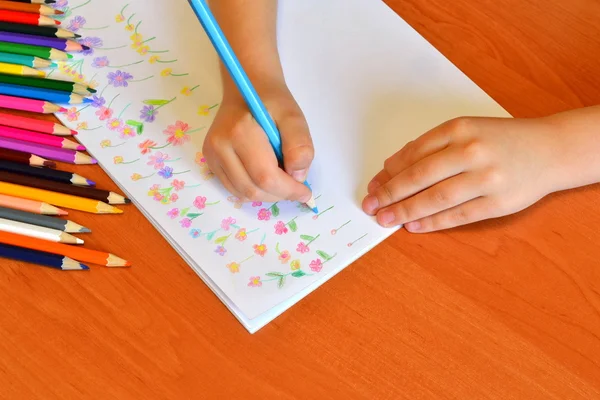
[1, 1, 600, 398]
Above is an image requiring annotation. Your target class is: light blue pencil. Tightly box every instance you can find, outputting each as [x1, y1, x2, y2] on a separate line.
[0, 82, 91, 105]
[187, 0, 318, 213]
[0, 52, 55, 69]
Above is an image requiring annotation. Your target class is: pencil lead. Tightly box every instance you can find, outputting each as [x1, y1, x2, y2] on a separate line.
[311, 207, 319, 214]
[82, 45, 91, 51]
[43, 160, 57, 168]
[74, 33, 82, 38]
[58, 107, 68, 113]
[70, 129, 78, 135]
[79, 227, 92, 233]
[86, 179, 96, 186]
[54, 20, 61, 26]
[124, 198, 131, 204]
[87, 88, 97, 93]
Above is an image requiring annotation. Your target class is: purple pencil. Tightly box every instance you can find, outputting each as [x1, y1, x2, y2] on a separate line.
[0, 31, 86, 52]
[0, 137, 95, 165]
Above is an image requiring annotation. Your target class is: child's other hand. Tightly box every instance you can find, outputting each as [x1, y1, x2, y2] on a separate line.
[203, 87, 314, 204]
[362, 116, 565, 232]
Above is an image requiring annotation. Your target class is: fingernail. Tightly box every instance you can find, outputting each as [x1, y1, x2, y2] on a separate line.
[377, 211, 395, 227]
[405, 221, 421, 232]
[368, 179, 381, 193]
[292, 169, 308, 183]
[362, 195, 379, 215]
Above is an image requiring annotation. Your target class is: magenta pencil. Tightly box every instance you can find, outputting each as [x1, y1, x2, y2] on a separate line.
[0, 126, 85, 151]
[0, 137, 95, 164]
[0, 94, 65, 114]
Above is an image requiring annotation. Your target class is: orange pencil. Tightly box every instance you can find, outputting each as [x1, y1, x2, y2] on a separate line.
[0, 193, 66, 215]
[0, 231, 131, 267]
[0, 10, 60, 26]
[0, 1, 63, 16]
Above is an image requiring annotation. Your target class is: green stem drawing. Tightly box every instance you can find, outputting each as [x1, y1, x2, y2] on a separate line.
[110, 60, 144, 68]
[107, 93, 120, 108]
[97, 45, 128, 51]
[348, 233, 368, 247]
[77, 104, 91, 113]
[331, 220, 351, 235]
[156, 59, 177, 64]
[117, 103, 131, 119]
[134, 21, 142, 34]
[148, 50, 169, 54]
[130, 75, 154, 83]
[70, 0, 91, 12]
[164, 158, 182, 163]
[141, 37, 156, 44]
[120, 4, 129, 15]
[82, 26, 109, 31]
[313, 205, 334, 219]
[305, 234, 320, 246]
[127, 13, 135, 25]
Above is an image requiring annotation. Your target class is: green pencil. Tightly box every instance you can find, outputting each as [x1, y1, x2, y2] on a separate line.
[0, 41, 71, 61]
[0, 74, 89, 95]
[0, 52, 55, 69]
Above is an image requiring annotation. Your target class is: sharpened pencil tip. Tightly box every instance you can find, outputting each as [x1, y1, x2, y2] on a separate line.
[47, 0, 56, 3]
[124, 198, 131, 204]
[74, 33, 81, 38]
[82, 45, 91, 50]
[70, 129, 78, 135]
[86, 179, 96, 186]
[88, 88, 97, 93]
[50, 63, 58, 68]
[76, 145, 86, 151]
[43, 161, 57, 168]
[58, 107, 68, 113]
[311, 207, 319, 214]
[82, 98, 93, 104]
[54, 20, 61, 25]
[90, 158, 98, 164]
[55, 10, 64, 15]
[125, 261, 132, 267]
[80, 264, 90, 270]
[67, 54, 73, 59]
[80, 228, 92, 233]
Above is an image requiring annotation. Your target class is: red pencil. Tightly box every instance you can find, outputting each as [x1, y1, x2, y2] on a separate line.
[0, 10, 60, 26]
[0, 125, 84, 150]
[0, 112, 76, 136]
[0, 94, 66, 114]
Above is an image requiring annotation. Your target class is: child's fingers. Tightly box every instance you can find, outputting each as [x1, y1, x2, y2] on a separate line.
[403, 197, 498, 233]
[363, 146, 468, 215]
[218, 148, 281, 203]
[367, 169, 392, 193]
[235, 138, 312, 203]
[373, 171, 484, 227]
[279, 112, 314, 183]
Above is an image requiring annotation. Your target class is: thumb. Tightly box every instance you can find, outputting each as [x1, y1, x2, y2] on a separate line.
[279, 112, 314, 183]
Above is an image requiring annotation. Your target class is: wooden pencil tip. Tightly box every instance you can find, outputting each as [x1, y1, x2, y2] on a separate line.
[58, 107, 68, 113]
[54, 20, 61, 25]
[70, 129, 78, 135]
[124, 198, 131, 204]
[43, 161, 57, 169]
[82, 45, 91, 51]
[74, 33, 81, 38]
[55, 10, 65, 15]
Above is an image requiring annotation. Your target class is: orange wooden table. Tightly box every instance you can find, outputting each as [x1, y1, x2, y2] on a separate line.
[2, 1, 600, 398]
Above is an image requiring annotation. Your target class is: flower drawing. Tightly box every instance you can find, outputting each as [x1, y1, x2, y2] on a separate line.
[163, 121, 191, 146]
[190, 229, 201, 238]
[278, 251, 291, 264]
[161, 68, 172, 76]
[221, 217, 236, 231]
[96, 106, 113, 121]
[253, 244, 268, 257]
[91, 95, 105, 108]
[100, 140, 111, 148]
[248, 276, 262, 287]
[193, 196, 207, 209]
[167, 208, 179, 219]
[257, 208, 272, 221]
[274, 221, 288, 235]
[119, 125, 135, 139]
[107, 70, 133, 88]
[290, 260, 301, 271]
[147, 152, 169, 169]
[138, 139, 157, 155]
[107, 118, 122, 131]
[92, 56, 109, 68]
[158, 166, 174, 179]
[227, 262, 241, 274]
[67, 16, 86, 32]
[80, 37, 102, 56]
[140, 105, 157, 123]
[297, 242, 310, 254]
[65, 107, 79, 122]
[76, 122, 88, 130]
[113, 156, 124, 164]
[131, 173, 142, 181]
[180, 218, 192, 228]
[310, 259, 323, 273]
[172, 179, 185, 191]
[115, 14, 125, 23]
[215, 246, 227, 256]
[235, 228, 247, 242]
[252, 202, 263, 207]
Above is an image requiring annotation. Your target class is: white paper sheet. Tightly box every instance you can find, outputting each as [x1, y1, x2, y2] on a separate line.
[51, 0, 510, 333]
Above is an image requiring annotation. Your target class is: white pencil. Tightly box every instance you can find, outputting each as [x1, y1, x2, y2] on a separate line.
[0, 217, 83, 245]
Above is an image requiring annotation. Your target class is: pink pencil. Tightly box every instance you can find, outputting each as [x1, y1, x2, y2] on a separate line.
[0, 125, 85, 151]
[0, 112, 76, 136]
[0, 94, 66, 114]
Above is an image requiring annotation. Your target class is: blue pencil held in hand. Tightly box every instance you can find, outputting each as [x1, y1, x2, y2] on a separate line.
[187, 0, 318, 213]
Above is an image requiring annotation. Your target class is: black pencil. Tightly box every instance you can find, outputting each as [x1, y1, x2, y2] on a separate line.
[0, 242, 88, 271]
[0, 21, 78, 39]
[3, 0, 57, 5]
[0, 171, 130, 205]
[0, 160, 94, 186]
[0, 206, 90, 233]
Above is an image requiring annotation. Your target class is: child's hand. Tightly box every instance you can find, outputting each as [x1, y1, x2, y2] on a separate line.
[362, 116, 567, 232]
[203, 87, 314, 204]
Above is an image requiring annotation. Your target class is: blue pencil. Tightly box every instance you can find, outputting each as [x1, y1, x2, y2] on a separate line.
[0, 242, 89, 271]
[0, 82, 90, 105]
[187, 0, 318, 213]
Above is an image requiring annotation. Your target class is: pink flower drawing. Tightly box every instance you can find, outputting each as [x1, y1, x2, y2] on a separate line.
[221, 217, 236, 231]
[257, 208, 272, 221]
[274, 221, 288, 235]
[297, 242, 310, 254]
[310, 259, 323, 273]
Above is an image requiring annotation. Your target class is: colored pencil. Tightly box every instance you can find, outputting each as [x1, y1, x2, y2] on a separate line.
[0, 137, 94, 164]
[0, 182, 123, 214]
[0, 217, 83, 244]
[4, 0, 57, 4]
[0, 206, 89, 233]
[0, 22, 77, 39]
[0, 61, 45, 77]
[0, 160, 93, 186]
[0, 74, 89, 96]
[0, 41, 71, 61]
[0, 125, 84, 150]
[0, 193, 65, 215]
[0, 243, 88, 271]
[0, 231, 130, 267]
[0, 10, 60, 26]
[0, 1, 63, 15]
[0, 82, 90, 104]
[0, 147, 55, 167]
[1, 171, 129, 205]
[0, 94, 65, 113]
[0, 31, 86, 52]
[0, 111, 75, 136]
[0, 52, 54, 68]
[188, 0, 318, 212]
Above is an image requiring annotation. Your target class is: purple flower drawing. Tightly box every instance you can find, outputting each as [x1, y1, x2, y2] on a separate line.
[79, 37, 102, 56]
[92, 56, 109, 68]
[107, 70, 133, 88]
[140, 105, 157, 123]
[67, 16, 86, 32]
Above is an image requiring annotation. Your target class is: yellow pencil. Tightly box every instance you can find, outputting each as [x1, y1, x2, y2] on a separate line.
[0, 181, 123, 214]
[0, 61, 45, 77]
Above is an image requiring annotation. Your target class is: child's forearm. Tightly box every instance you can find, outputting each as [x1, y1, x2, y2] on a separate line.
[208, 0, 286, 103]
[547, 105, 600, 191]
